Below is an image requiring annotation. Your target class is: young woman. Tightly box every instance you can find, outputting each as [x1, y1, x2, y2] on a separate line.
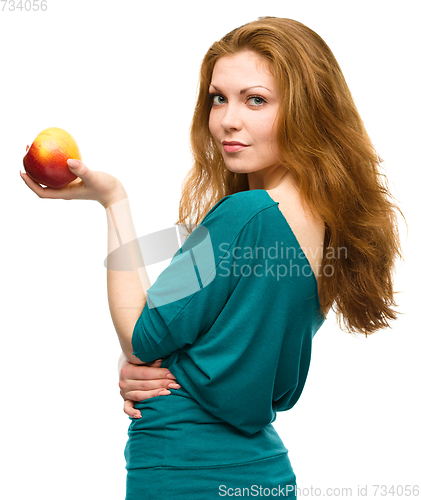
[21, 17, 402, 500]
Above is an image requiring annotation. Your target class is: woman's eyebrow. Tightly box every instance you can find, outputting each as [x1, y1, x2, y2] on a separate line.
[209, 84, 272, 94]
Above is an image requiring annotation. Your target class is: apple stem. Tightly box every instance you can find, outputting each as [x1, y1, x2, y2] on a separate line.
[26, 145, 29, 151]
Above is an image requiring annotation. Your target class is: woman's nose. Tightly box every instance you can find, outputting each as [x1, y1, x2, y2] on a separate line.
[220, 104, 242, 131]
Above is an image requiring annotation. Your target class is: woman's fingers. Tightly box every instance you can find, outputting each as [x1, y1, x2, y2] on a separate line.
[66, 159, 95, 187]
[65, 159, 126, 206]
[20, 159, 126, 207]
[120, 377, 180, 394]
[120, 361, 177, 382]
[119, 360, 181, 418]
[119, 372, 181, 399]
[123, 399, 142, 419]
[122, 385, 182, 419]
[20, 170, 82, 199]
[121, 387, 174, 403]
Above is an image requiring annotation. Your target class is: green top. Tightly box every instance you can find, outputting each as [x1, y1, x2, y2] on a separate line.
[132, 189, 325, 437]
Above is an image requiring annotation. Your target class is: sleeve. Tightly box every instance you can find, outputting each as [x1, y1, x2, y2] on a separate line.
[167, 212, 321, 435]
[131, 197, 262, 363]
[131, 198, 321, 437]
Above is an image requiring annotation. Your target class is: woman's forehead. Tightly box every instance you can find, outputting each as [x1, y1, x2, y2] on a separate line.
[210, 51, 274, 89]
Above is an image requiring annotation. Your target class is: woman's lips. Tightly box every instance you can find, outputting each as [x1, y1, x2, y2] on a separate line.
[222, 142, 249, 153]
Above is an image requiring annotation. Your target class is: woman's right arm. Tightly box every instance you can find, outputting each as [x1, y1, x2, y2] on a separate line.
[118, 354, 181, 418]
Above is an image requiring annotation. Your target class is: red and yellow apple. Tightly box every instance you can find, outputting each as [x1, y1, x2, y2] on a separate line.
[23, 127, 82, 188]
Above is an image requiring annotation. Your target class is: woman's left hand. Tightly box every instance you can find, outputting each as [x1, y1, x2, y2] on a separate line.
[20, 159, 127, 209]
[119, 359, 181, 419]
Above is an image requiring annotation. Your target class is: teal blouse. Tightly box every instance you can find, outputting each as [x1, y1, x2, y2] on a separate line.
[131, 189, 325, 437]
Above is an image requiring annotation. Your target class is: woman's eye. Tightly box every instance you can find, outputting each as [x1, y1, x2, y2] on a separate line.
[208, 93, 266, 106]
[210, 94, 226, 105]
[248, 96, 266, 106]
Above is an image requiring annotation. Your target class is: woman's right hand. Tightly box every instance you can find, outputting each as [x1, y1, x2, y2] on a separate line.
[119, 358, 181, 419]
[20, 159, 127, 209]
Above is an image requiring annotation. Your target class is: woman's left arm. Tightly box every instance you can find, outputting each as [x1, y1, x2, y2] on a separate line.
[20, 159, 148, 364]
[105, 194, 151, 363]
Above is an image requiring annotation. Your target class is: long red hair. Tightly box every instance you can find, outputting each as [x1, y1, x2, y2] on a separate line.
[176, 17, 403, 336]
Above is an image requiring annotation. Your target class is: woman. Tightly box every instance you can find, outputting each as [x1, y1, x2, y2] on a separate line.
[21, 17, 402, 500]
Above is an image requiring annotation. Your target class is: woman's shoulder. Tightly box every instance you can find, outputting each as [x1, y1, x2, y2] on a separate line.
[202, 189, 278, 227]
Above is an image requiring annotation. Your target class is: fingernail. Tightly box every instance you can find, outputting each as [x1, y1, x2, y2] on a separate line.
[158, 390, 171, 396]
[168, 383, 181, 389]
[67, 159, 80, 169]
[166, 373, 177, 380]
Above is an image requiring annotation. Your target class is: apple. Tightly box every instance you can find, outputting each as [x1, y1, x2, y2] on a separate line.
[23, 127, 82, 188]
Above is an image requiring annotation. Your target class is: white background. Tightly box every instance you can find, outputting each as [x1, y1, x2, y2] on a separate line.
[1, 0, 420, 498]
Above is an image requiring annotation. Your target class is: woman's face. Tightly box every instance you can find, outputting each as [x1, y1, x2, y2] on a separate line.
[208, 50, 282, 181]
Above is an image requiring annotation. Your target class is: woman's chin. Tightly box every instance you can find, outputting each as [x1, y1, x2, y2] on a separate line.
[224, 163, 254, 175]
